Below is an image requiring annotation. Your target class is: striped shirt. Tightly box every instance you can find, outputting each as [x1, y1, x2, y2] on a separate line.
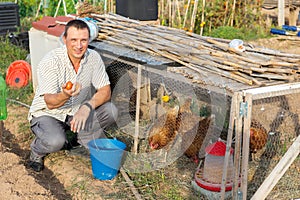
[28, 45, 110, 122]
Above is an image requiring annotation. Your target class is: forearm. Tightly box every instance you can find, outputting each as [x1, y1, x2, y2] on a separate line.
[88, 85, 111, 109]
[44, 92, 70, 109]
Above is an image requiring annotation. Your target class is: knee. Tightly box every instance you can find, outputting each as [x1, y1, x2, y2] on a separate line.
[45, 135, 66, 153]
[96, 102, 118, 126]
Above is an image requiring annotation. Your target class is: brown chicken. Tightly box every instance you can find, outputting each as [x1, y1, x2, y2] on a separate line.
[250, 119, 268, 160]
[179, 114, 211, 164]
[148, 98, 211, 164]
[148, 105, 179, 150]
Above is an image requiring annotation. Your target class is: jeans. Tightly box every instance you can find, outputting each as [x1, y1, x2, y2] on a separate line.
[30, 102, 118, 157]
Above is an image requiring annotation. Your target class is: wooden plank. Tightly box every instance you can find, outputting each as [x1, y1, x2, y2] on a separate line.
[241, 93, 253, 200]
[231, 93, 240, 200]
[120, 168, 143, 200]
[251, 134, 300, 199]
[133, 65, 142, 154]
[244, 82, 300, 100]
[233, 93, 244, 198]
[278, 0, 285, 26]
[220, 93, 236, 199]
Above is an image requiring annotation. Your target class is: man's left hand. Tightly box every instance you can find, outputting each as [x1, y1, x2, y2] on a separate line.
[70, 103, 93, 133]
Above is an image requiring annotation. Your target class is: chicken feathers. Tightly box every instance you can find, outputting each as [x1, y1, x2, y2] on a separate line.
[148, 105, 179, 150]
[250, 119, 268, 154]
[181, 116, 211, 163]
[148, 98, 211, 163]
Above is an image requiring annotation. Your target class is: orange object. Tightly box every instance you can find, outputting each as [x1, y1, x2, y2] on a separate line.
[65, 81, 73, 90]
[6, 60, 31, 88]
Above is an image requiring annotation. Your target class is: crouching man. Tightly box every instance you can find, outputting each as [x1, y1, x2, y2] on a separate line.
[27, 19, 117, 172]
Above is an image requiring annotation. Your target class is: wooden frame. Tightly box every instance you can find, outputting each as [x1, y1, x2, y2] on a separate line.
[94, 43, 300, 200]
[220, 82, 300, 200]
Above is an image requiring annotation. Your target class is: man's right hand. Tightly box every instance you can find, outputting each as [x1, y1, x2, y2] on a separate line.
[44, 82, 82, 110]
[62, 82, 81, 97]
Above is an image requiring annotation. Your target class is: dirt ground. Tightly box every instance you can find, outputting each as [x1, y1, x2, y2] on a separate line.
[0, 36, 300, 200]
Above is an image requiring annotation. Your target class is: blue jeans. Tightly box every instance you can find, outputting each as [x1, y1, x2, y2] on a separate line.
[30, 102, 118, 157]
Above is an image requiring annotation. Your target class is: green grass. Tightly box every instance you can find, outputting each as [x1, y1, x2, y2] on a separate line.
[208, 26, 271, 41]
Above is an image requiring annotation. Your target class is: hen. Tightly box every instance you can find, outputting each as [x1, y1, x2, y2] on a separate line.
[148, 98, 211, 164]
[148, 105, 179, 150]
[181, 115, 211, 164]
[249, 119, 268, 160]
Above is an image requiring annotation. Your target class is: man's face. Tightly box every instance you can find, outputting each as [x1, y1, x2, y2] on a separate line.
[63, 26, 89, 61]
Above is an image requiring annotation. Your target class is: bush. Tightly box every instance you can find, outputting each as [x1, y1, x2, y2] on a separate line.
[208, 26, 244, 40]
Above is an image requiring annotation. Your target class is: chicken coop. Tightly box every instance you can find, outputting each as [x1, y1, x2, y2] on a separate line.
[89, 14, 300, 199]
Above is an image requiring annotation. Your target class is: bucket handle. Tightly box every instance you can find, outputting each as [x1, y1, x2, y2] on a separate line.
[93, 136, 118, 152]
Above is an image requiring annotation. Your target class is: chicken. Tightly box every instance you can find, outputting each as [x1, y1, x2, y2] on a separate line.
[148, 105, 179, 150]
[250, 119, 268, 160]
[148, 98, 193, 150]
[148, 98, 212, 164]
[176, 98, 212, 163]
[181, 116, 211, 164]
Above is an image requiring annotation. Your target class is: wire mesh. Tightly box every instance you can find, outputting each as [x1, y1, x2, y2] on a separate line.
[102, 54, 231, 173]
[247, 93, 300, 199]
[102, 52, 299, 198]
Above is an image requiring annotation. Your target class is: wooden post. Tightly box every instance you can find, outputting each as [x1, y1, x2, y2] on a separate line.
[168, 0, 172, 27]
[54, 0, 62, 17]
[241, 93, 253, 200]
[278, 0, 285, 26]
[233, 93, 244, 199]
[175, 0, 182, 26]
[104, 0, 107, 13]
[200, 0, 205, 36]
[190, 0, 199, 32]
[62, 0, 67, 16]
[230, 0, 236, 26]
[251, 134, 300, 200]
[133, 65, 142, 154]
[220, 93, 237, 200]
[35, 0, 42, 17]
[183, 0, 191, 29]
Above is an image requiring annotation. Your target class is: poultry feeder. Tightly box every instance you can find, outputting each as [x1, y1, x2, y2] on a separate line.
[193, 140, 234, 200]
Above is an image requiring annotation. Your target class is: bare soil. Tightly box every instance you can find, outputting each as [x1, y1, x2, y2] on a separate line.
[0, 36, 300, 200]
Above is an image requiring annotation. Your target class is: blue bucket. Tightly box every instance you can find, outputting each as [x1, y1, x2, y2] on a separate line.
[88, 138, 126, 180]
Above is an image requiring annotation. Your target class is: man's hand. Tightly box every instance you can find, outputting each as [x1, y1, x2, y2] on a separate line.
[62, 82, 82, 97]
[70, 102, 93, 133]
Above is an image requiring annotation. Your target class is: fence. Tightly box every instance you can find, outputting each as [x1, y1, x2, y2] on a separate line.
[91, 43, 300, 199]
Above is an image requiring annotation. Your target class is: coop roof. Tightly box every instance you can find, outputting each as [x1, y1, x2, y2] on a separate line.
[89, 13, 300, 93]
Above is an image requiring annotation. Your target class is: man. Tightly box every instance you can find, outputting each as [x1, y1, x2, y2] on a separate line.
[28, 19, 118, 172]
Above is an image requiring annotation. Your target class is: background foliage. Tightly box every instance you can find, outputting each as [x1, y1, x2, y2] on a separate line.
[14, 0, 271, 40]
[0, 0, 272, 102]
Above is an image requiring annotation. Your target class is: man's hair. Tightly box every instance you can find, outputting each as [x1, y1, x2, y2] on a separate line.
[63, 19, 90, 38]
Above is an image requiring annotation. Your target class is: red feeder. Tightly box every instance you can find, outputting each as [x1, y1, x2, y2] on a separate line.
[6, 60, 31, 88]
[195, 140, 235, 192]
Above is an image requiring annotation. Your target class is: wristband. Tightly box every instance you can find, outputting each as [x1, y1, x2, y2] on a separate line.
[82, 102, 93, 111]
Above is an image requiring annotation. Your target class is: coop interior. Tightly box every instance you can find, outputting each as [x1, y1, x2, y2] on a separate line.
[92, 44, 300, 199]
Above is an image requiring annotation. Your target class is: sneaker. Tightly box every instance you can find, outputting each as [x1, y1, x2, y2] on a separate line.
[68, 145, 90, 159]
[28, 152, 44, 172]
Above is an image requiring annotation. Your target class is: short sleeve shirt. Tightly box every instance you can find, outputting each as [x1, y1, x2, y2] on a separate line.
[28, 45, 110, 122]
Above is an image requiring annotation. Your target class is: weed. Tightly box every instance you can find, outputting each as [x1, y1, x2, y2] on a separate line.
[0, 38, 28, 75]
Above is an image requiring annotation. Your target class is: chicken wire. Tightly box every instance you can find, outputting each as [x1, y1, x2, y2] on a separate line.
[100, 52, 299, 199]
[242, 88, 300, 199]
[101, 52, 232, 173]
